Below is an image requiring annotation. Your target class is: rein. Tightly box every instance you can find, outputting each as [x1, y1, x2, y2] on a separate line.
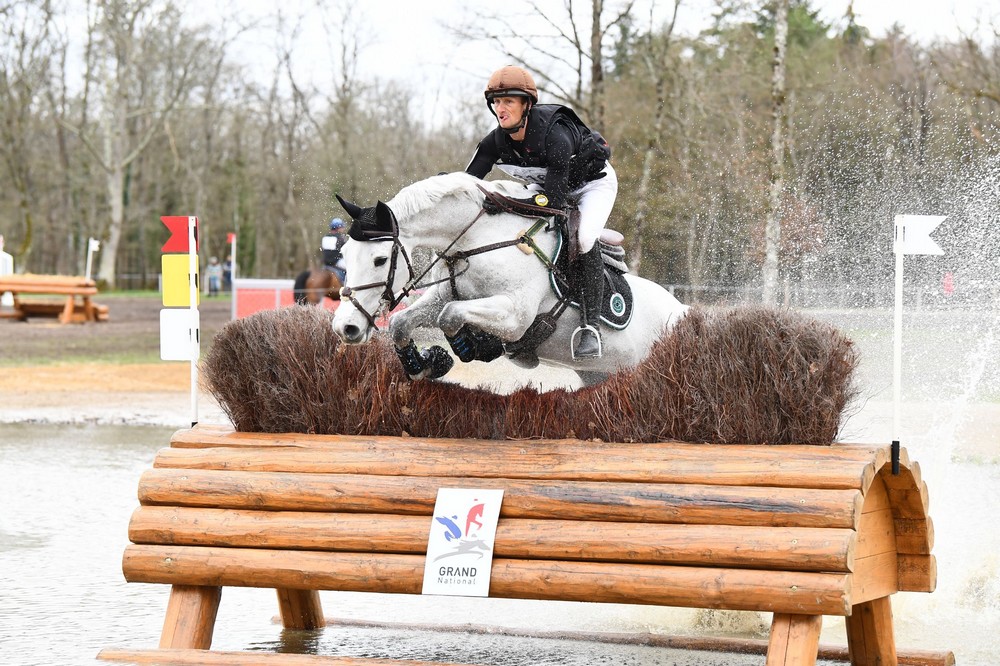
[340, 186, 569, 329]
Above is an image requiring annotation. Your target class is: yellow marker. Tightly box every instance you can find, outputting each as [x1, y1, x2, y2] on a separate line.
[162, 254, 200, 306]
[534, 194, 549, 207]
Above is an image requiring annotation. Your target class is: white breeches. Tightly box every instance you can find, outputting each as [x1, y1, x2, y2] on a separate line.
[528, 163, 618, 254]
[574, 164, 618, 253]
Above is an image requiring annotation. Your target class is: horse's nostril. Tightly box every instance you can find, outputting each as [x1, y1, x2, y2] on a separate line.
[344, 324, 360, 339]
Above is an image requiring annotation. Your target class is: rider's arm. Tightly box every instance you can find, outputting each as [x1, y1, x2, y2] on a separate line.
[465, 133, 500, 179]
[542, 123, 576, 209]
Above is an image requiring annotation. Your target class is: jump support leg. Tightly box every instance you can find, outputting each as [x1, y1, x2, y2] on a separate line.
[276, 588, 325, 630]
[846, 596, 898, 666]
[159, 584, 222, 649]
[767, 613, 823, 666]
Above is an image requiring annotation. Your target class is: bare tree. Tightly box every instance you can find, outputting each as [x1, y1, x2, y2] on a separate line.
[762, 0, 788, 305]
[63, 0, 206, 287]
[629, 0, 682, 274]
[0, 0, 55, 270]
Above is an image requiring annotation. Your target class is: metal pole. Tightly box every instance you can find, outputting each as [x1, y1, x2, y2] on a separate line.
[892, 218, 904, 475]
[188, 217, 199, 427]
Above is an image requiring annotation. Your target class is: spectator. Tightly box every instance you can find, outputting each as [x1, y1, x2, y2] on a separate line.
[206, 256, 223, 296]
[321, 218, 348, 283]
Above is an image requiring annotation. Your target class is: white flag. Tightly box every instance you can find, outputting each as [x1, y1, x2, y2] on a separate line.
[88, 238, 101, 252]
[894, 215, 946, 256]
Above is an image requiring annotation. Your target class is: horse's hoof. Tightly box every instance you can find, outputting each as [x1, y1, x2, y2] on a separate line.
[422, 345, 454, 379]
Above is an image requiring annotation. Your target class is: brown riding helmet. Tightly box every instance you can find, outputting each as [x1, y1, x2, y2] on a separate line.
[484, 66, 538, 112]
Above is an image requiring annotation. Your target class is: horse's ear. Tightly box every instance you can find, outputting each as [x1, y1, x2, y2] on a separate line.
[374, 201, 395, 233]
[336, 194, 363, 221]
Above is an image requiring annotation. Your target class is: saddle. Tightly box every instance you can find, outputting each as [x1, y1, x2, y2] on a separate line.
[478, 188, 635, 362]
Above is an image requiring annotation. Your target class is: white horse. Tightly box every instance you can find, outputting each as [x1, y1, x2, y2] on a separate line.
[332, 172, 688, 384]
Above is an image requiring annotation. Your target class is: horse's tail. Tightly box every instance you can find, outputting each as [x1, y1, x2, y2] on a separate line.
[293, 270, 311, 305]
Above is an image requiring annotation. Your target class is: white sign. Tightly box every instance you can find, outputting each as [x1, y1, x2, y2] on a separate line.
[422, 488, 504, 597]
[894, 215, 946, 255]
[159, 308, 200, 361]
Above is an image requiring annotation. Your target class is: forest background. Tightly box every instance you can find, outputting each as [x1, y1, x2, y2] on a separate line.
[1, 0, 998, 306]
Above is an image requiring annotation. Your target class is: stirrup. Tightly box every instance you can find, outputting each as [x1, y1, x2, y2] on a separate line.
[571, 325, 602, 360]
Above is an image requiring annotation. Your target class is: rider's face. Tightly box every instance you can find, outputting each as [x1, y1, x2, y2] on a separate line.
[492, 96, 527, 130]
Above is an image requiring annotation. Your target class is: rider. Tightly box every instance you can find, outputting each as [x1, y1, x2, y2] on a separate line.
[465, 65, 614, 359]
[321, 218, 348, 283]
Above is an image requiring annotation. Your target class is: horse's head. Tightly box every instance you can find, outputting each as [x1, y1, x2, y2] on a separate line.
[332, 195, 409, 345]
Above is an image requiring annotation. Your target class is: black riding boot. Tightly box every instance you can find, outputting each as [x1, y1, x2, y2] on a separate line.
[572, 244, 604, 359]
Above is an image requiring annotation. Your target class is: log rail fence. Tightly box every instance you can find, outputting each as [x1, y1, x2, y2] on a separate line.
[98, 424, 953, 666]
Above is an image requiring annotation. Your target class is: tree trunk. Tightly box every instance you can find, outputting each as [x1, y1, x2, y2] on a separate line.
[590, 0, 605, 133]
[631, 1, 680, 276]
[762, 0, 788, 305]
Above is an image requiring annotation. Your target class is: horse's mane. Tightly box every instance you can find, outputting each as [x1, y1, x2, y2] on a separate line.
[386, 172, 530, 220]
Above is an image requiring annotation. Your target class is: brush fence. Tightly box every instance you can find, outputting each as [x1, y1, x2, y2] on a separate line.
[98, 424, 951, 666]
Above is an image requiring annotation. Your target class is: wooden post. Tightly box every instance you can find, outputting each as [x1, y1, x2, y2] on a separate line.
[767, 613, 822, 666]
[846, 596, 898, 666]
[276, 589, 324, 630]
[159, 584, 222, 649]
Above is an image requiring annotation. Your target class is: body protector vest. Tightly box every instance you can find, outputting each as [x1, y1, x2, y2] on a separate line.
[489, 105, 611, 193]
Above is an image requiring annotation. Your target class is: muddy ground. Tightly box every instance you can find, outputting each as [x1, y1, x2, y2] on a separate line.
[0, 294, 234, 425]
[0, 293, 579, 426]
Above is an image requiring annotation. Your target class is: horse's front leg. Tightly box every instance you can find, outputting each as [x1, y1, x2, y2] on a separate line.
[437, 295, 533, 363]
[389, 288, 454, 380]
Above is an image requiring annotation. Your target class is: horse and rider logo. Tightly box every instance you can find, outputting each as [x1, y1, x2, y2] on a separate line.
[421, 488, 504, 597]
[432, 500, 492, 562]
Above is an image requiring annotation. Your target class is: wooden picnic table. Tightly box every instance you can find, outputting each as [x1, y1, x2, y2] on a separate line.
[0, 273, 107, 324]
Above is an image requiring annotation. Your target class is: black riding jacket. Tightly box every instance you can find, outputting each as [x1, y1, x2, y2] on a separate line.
[465, 104, 611, 209]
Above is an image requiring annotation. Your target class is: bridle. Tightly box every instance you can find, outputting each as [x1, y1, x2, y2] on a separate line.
[338, 203, 489, 332]
[339, 189, 562, 332]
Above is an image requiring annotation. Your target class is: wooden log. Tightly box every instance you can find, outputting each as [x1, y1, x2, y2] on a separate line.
[276, 589, 324, 630]
[122, 545, 852, 615]
[98, 647, 474, 664]
[158, 585, 221, 650]
[172, 425, 892, 466]
[96, 643, 955, 666]
[846, 596, 898, 666]
[152, 440, 883, 491]
[128, 506, 856, 572]
[767, 613, 823, 665]
[137, 468, 864, 529]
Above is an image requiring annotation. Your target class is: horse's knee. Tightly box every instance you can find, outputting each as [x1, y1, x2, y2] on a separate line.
[388, 315, 414, 348]
[436, 305, 463, 337]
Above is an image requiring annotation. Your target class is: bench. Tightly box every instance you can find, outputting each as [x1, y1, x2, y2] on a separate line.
[98, 423, 952, 666]
[0, 273, 106, 323]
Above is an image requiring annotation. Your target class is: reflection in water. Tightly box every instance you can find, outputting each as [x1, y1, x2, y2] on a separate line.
[2, 311, 998, 666]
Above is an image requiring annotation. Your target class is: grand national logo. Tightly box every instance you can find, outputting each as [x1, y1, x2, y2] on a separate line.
[432, 500, 492, 585]
[422, 488, 504, 597]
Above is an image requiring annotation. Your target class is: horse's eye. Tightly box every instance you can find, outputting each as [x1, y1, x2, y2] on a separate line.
[374, 257, 388, 267]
